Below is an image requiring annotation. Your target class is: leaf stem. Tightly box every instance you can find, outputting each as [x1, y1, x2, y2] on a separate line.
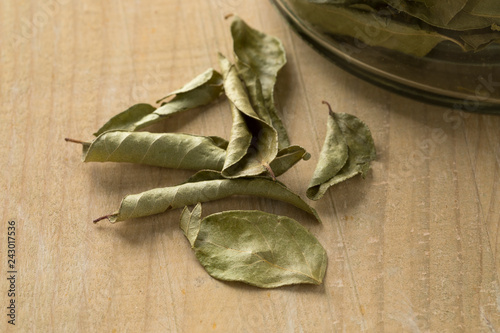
[263, 163, 277, 181]
[65, 138, 86, 145]
[93, 214, 113, 224]
[322, 100, 334, 117]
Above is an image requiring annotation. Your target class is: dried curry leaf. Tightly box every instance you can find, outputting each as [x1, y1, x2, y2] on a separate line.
[234, 61, 273, 127]
[180, 203, 202, 247]
[81, 131, 227, 171]
[437, 1, 499, 31]
[99, 170, 320, 223]
[219, 54, 279, 179]
[231, 16, 290, 149]
[468, 0, 500, 19]
[74, 130, 305, 175]
[384, 0, 469, 28]
[180, 205, 327, 288]
[93, 104, 156, 136]
[270, 145, 311, 176]
[307, 103, 376, 200]
[460, 30, 500, 50]
[94, 68, 223, 135]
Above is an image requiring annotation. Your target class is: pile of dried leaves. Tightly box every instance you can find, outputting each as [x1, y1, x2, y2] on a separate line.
[67, 16, 376, 288]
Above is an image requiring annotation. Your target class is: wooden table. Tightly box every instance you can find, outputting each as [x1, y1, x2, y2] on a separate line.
[2, 1, 499, 331]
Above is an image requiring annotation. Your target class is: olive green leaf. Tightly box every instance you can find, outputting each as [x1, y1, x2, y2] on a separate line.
[180, 203, 202, 247]
[180, 205, 327, 288]
[460, 30, 500, 50]
[75, 130, 305, 176]
[436, 0, 500, 31]
[306, 108, 348, 200]
[95, 170, 320, 223]
[79, 131, 227, 171]
[231, 16, 290, 149]
[93, 104, 156, 136]
[307, 102, 376, 200]
[234, 61, 272, 127]
[468, 0, 500, 19]
[384, 0, 469, 28]
[219, 54, 279, 179]
[94, 68, 223, 135]
[348, 3, 380, 12]
[291, 0, 460, 57]
[270, 145, 311, 177]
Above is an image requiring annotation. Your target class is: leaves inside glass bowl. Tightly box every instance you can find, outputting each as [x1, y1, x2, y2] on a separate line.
[295, 0, 459, 57]
[180, 203, 327, 288]
[301, 0, 500, 56]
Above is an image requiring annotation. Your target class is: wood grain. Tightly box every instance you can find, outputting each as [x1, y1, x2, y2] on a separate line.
[1, 0, 499, 331]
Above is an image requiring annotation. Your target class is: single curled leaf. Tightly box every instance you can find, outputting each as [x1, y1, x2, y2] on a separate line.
[93, 104, 156, 136]
[219, 54, 279, 179]
[307, 102, 376, 200]
[231, 16, 290, 149]
[73, 130, 307, 176]
[94, 68, 223, 135]
[180, 205, 327, 288]
[99, 170, 320, 223]
[81, 131, 227, 171]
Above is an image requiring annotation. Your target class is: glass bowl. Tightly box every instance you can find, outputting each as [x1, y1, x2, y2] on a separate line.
[271, 0, 500, 113]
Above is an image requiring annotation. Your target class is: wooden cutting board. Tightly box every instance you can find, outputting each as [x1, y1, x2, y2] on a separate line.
[1, 0, 499, 331]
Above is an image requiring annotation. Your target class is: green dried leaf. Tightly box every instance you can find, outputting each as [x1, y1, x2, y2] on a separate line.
[94, 68, 223, 135]
[466, 0, 500, 19]
[460, 30, 500, 50]
[180, 205, 327, 288]
[93, 104, 156, 136]
[180, 203, 202, 247]
[231, 16, 290, 149]
[80, 131, 227, 171]
[307, 102, 376, 200]
[70, 130, 305, 175]
[437, 0, 500, 31]
[270, 145, 311, 176]
[384, 0, 469, 28]
[97, 170, 320, 223]
[219, 54, 279, 179]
